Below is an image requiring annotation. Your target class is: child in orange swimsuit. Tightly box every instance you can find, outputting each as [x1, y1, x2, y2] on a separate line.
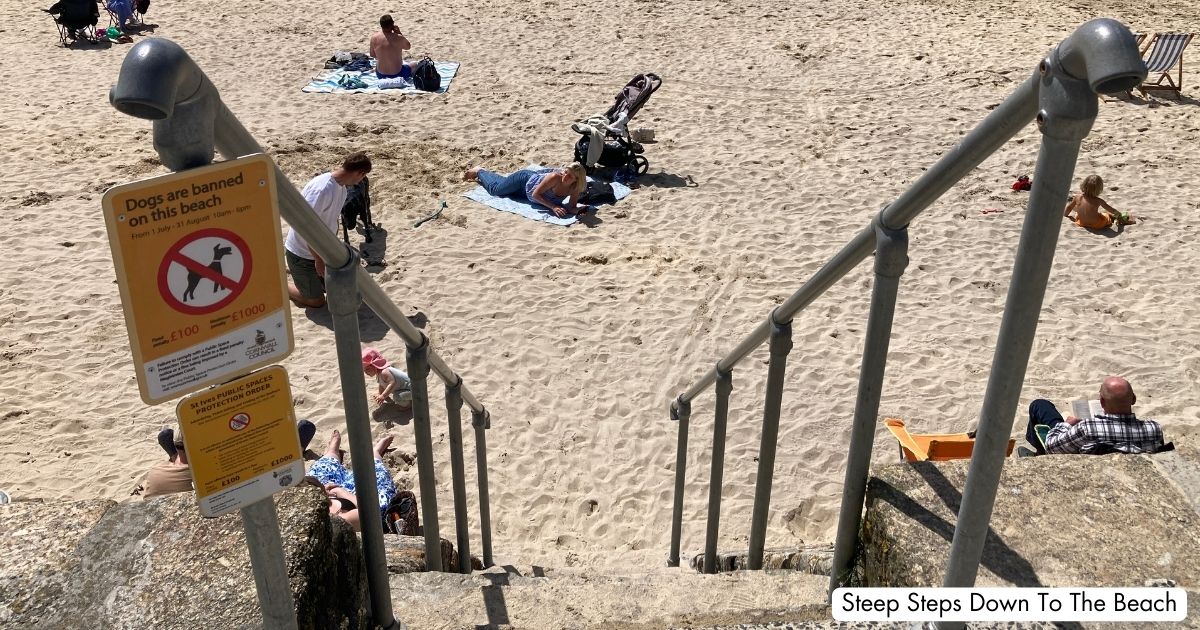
[1064, 175, 1135, 229]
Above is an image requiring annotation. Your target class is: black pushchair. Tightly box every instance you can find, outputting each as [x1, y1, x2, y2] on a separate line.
[572, 73, 662, 177]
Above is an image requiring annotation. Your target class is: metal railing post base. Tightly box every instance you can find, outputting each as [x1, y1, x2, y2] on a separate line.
[326, 248, 399, 629]
[747, 311, 793, 570]
[702, 366, 733, 574]
[935, 42, 1104, 630]
[405, 334, 443, 572]
[667, 396, 691, 568]
[829, 215, 909, 592]
[471, 408, 494, 568]
[445, 377, 472, 573]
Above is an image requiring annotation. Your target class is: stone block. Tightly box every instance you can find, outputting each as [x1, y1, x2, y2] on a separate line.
[0, 484, 368, 629]
[857, 453, 1200, 589]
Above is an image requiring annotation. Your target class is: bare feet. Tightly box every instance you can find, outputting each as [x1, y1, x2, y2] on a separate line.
[325, 430, 345, 463]
[463, 166, 481, 182]
[373, 435, 395, 459]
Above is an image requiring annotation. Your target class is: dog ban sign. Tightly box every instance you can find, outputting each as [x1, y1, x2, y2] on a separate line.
[102, 154, 293, 404]
[176, 366, 304, 517]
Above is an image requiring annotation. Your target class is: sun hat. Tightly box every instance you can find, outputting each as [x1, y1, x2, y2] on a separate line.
[362, 348, 390, 370]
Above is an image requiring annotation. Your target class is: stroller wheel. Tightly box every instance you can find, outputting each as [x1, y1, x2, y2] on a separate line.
[632, 155, 649, 175]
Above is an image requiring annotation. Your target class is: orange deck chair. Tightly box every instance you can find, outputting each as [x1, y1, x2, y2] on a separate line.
[884, 418, 1014, 462]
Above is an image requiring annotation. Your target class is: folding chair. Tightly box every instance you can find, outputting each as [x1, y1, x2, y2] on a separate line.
[103, 0, 139, 31]
[884, 418, 1015, 463]
[1138, 32, 1195, 98]
[46, 7, 98, 46]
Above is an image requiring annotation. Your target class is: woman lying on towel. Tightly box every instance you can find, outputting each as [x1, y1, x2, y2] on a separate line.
[464, 162, 588, 218]
[1064, 174, 1135, 230]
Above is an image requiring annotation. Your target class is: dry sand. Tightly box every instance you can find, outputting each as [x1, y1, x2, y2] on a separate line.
[2, 0, 1199, 571]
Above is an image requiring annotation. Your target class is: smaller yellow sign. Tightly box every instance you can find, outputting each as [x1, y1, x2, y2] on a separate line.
[176, 365, 303, 517]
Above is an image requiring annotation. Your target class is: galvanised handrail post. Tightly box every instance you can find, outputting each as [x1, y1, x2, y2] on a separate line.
[444, 376, 472, 573]
[471, 408, 494, 567]
[702, 366, 733, 574]
[405, 334, 443, 571]
[746, 311, 793, 570]
[667, 396, 691, 568]
[936, 23, 1144, 627]
[325, 248, 401, 630]
[829, 214, 909, 591]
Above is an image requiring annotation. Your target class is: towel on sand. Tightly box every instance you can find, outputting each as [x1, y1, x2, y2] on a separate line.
[302, 60, 460, 94]
[462, 166, 632, 226]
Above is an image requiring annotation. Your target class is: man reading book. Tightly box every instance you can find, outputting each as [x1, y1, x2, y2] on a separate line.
[1026, 376, 1165, 455]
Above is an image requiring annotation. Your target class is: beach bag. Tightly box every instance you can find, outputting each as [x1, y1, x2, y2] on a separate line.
[383, 490, 420, 535]
[412, 56, 439, 92]
[579, 180, 617, 205]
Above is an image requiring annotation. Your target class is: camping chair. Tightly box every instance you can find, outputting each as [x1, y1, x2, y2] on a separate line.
[45, 0, 99, 46]
[103, 0, 142, 31]
[1137, 32, 1195, 98]
[884, 418, 1015, 462]
[1022, 423, 1176, 456]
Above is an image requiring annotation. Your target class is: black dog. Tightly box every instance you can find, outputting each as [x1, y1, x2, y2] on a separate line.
[183, 243, 233, 302]
[341, 176, 379, 244]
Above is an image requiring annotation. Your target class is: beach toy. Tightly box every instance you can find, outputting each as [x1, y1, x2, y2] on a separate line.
[413, 200, 447, 228]
[0, 489, 10, 505]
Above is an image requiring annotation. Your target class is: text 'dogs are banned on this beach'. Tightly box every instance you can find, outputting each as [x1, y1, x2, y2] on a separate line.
[833, 587, 1187, 622]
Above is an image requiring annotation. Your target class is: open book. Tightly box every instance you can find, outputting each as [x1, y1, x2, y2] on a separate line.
[1070, 398, 1104, 421]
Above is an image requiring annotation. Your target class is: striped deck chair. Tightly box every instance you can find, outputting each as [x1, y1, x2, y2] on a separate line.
[1138, 32, 1195, 98]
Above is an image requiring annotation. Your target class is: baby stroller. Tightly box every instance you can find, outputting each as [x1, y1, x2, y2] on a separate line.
[572, 73, 662, 178]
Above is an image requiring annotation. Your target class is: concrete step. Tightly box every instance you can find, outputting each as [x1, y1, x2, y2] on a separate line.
[388, 565, 831, 629]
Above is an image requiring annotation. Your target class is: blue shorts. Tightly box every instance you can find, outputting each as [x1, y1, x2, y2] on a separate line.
[376, 65, 412, 80]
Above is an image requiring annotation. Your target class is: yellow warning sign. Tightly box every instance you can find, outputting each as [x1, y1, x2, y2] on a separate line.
[101, 154, 293, 405]
[176, 366, 303, 517]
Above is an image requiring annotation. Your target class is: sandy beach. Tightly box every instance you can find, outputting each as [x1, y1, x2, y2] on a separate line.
[3, 0, 1199, 571]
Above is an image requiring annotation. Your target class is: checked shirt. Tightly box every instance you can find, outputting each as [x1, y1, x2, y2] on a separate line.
[1045, 412, 1164, 455]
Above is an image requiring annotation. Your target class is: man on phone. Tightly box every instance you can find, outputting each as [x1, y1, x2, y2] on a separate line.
[370, 14, 416, 79]
[1025, 376, 1165, 455]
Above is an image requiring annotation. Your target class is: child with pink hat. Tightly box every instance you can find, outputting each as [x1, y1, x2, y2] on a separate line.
[361, 347, 413, 410]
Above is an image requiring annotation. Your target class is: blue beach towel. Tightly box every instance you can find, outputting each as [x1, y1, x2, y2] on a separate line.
[302, 60, 460, 94]
[462, 166, 632, 226]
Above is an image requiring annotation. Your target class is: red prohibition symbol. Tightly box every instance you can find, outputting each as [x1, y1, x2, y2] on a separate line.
[229, 413, 251, 431]
[158, 228, 253, 316]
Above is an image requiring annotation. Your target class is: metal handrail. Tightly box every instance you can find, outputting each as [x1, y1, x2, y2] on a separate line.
[109, 39, 498, 629]
[667, 18, 1145, 598]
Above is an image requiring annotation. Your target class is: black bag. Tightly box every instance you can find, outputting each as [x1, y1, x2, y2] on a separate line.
[412, 56, 440, 92]
[578, 180, 617, 205]
[383, 490, 419, 534]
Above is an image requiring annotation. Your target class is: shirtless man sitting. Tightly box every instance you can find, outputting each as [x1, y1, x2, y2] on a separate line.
[370, 14, 416, 79]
